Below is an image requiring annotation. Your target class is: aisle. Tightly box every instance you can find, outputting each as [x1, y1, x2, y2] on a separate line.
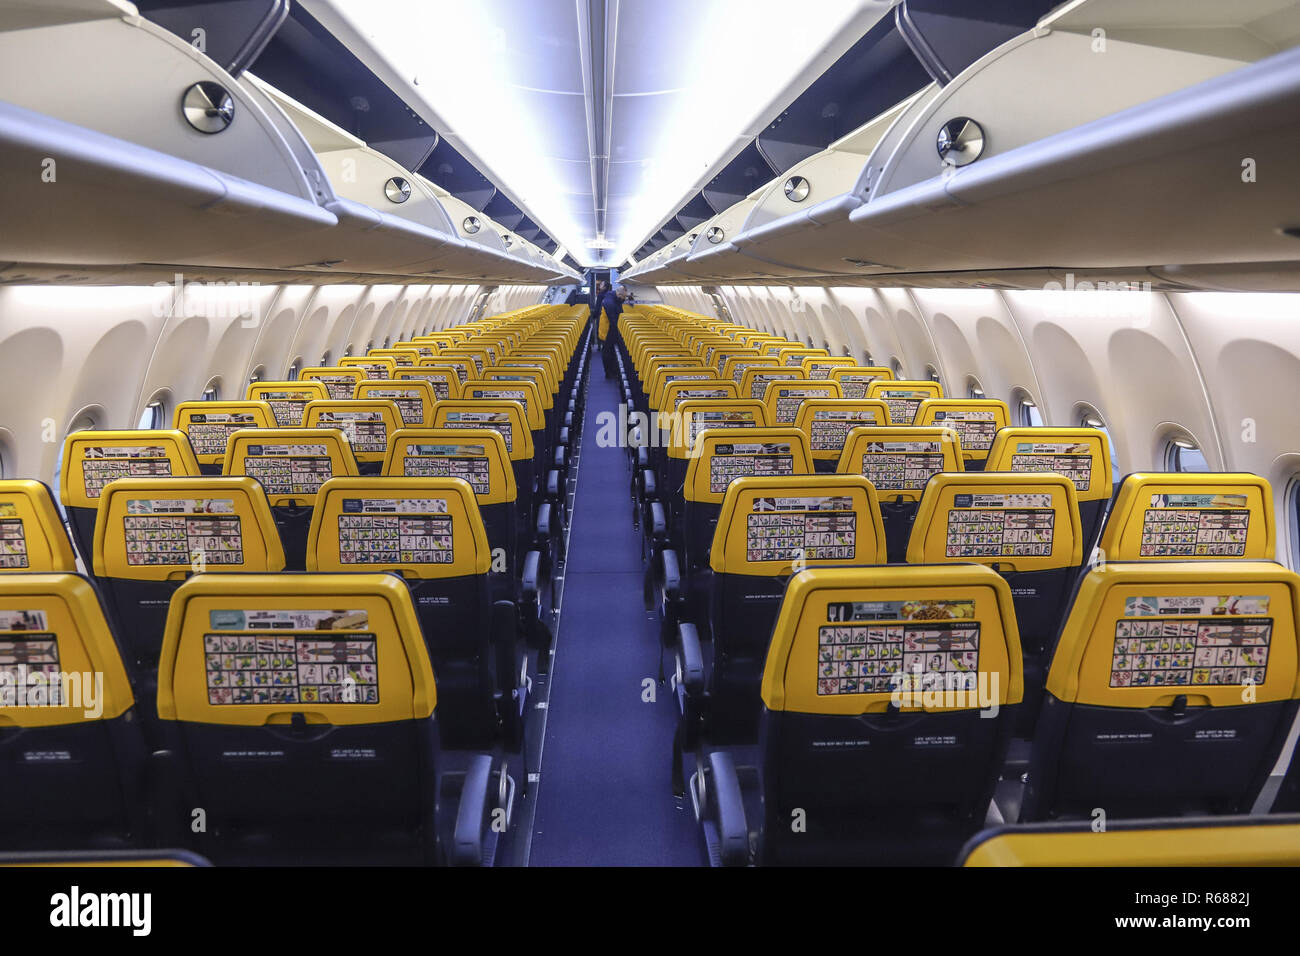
[525, 350, 701, 865]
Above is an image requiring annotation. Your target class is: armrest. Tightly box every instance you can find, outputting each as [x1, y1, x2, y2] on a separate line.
[650, 500, 666, 539]
[146, 748, 183, 845]
[708, 751, 749, 867]
[642, 469, 657, 499]
[553, 446, 566, 469]
[536, 502, 552, 542]
[451, 754, 495, 866]
[559, 426, 569, 445]
[491, 599, 524, 750]
[564, 411, 573, 429]
[636, 446, 650, 470]
[521, 550, 541, 604]
[660, 547, 681, 606]
[677, 621, 704, 695]
[490, 599, 518, 692]
[547, 470, 560, 497]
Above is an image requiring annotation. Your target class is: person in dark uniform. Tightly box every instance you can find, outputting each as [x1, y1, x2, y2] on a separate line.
[564, 285, 584, 306]
[587, 279, 609, 350]
[600, 285, 627, 379]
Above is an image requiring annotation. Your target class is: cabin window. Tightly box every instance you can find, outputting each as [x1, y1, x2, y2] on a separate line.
[1289, 477, 1300, 571]
[137, 396, 167, 430]
[926, 364, 942, 386]
[287, 357, 303, 381]
[202, 380, 220, 402]
[967, 378, 985, 399]
[1080, 410, 1122, 483]
[1015, 390, 1043, 427]
[890, 357, 904, 378]
[249, 365, 266, 385]
[1167, 437, 1209, 472]
[344, 344, 354, 358]
[320, 350, 332, 367]
[53, 414, 98, 521]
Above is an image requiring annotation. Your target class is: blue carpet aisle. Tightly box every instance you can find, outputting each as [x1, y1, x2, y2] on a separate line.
[525, 347, 702, 866]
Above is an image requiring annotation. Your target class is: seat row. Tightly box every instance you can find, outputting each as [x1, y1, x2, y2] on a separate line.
[0, 566, 509, 865]
[0, 304, 595, 865]
[623, 307, 1300, 866]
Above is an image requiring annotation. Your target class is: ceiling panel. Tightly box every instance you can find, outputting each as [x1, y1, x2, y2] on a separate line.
[315, 0, 878, 266]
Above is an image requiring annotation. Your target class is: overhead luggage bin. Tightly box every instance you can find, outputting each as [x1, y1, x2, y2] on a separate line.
[0, 0, 562, 284]
[436, 191, 546, 283]
[626, 236, 687, 283]
[719, 92, 935, 281]
[237, 78, 475, 278]
[650, 0, 1300, 288]
[0, 1, 337, 273]
[655, 193, 770, 282]
[498, 232, 557, 283]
